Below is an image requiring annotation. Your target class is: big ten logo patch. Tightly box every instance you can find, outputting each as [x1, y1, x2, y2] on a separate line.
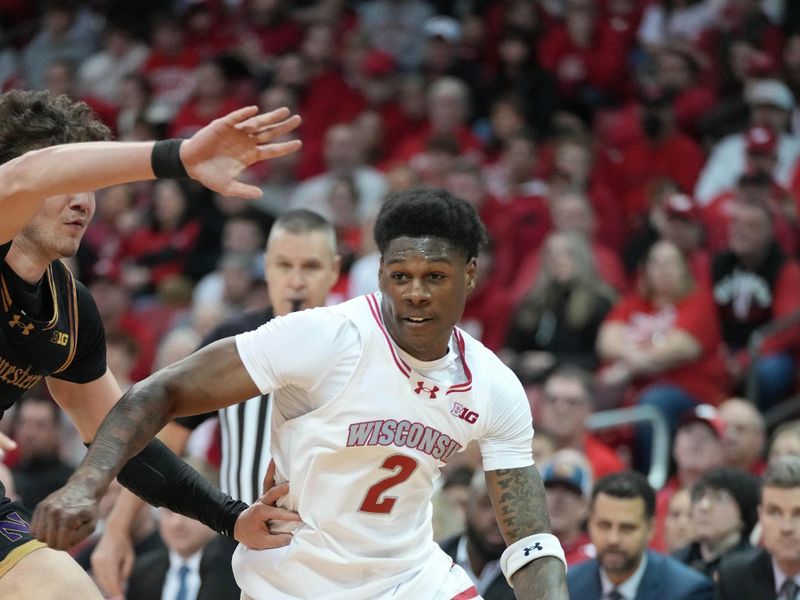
[0, 511, 31, 542]
[450, 402, 479, 424]
[51, 331, 69, 346]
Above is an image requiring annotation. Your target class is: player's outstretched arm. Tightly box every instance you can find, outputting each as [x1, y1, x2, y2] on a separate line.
[0, 106, 300, 244]
[31, 338, 271, 547]
[485, 466, 569, 600]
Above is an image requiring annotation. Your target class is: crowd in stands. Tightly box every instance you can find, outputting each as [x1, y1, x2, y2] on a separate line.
[0, 0, 800, 598]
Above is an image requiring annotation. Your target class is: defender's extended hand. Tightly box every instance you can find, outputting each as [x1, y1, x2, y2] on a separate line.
[234, 481, 302, 550]
[31, 478, 100, 550]
[180, 105, 301, 199]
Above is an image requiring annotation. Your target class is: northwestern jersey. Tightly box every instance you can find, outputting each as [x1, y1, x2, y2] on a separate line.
[231, 294, 533, 599]
[0, 243, 106, 416]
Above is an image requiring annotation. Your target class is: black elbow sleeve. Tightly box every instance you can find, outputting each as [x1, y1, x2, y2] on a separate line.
[115, 438, 247, 538]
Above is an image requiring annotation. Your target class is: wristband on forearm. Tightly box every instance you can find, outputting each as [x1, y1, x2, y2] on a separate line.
[151, 139, 189, 179]
[111, 438, 247, 537]
[500, 533, 567, 586]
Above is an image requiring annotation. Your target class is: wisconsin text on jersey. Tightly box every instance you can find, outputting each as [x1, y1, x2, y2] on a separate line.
[346, 419, 463, 462]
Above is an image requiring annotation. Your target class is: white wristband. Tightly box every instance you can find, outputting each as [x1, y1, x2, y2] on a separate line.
[500, 533, 567, 587]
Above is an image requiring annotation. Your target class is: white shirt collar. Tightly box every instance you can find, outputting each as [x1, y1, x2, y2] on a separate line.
[772, 558, 800, 596]
[600, 552, 648, 600]
[168, 549, 202, 572]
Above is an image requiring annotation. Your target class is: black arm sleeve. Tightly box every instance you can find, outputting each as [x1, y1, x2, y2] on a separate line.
[114, 438, 247, 537]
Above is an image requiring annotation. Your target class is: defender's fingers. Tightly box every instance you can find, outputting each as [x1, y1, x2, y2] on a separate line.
[221, 181, 262, 200]
[235, 107, 293, 131]
[255, 140, 303, 162]
[250, 116, 302, 143]
[222, 105, 259, 126]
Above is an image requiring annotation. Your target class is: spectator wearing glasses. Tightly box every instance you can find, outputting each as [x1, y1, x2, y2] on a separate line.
[673, 467, 759, 579]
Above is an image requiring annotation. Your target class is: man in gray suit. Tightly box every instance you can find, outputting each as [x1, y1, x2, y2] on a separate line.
[568, 471, 713, 600]
[718, 456, 800, 600]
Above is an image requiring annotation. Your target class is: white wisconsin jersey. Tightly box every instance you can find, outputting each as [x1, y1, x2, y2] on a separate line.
[232, 294, 533, 599]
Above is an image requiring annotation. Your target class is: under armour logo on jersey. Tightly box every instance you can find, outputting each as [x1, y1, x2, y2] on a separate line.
[523, 542, 543, 556]
[8, 314, 33, 335]
[414, 381, 440, 399]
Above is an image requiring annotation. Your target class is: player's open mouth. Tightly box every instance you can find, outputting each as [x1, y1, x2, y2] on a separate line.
[403, 317, 431, 324]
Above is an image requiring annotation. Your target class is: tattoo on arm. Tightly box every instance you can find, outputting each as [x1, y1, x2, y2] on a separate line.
[486, 466, 568, 600]
[489, 465, 551, 543]
[78, 370, 179, 491]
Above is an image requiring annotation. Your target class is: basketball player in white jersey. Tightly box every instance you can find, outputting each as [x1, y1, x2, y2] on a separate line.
[33, 188, 569, 599]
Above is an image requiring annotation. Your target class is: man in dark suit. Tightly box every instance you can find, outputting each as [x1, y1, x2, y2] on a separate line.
[439, 470, 515, 600]
[568, 471, 713, 600]
[718, 456, 800, 600]
[126, 459, 236, 600]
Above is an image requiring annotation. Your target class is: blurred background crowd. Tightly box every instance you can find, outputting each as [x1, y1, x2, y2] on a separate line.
[0, 0, 800, 598]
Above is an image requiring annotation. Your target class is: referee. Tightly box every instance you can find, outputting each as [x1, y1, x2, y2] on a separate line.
[92, 209, 341, 598]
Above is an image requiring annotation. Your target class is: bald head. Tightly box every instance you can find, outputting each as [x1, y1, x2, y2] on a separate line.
[719, 397, 766, 471]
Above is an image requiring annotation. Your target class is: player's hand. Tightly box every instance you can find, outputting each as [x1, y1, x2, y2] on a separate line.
[0, 431, 16, 460]
[31, 478, 100, 550]
[234, 481, 302, 550]
[90, 526, 135, 598]
[180, 106, 301, 199]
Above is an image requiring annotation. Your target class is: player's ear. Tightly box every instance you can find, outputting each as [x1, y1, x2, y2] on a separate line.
[466, 258, 477, 291]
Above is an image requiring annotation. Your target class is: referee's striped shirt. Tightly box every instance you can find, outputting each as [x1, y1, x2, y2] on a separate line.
[175, 308, 274, 505]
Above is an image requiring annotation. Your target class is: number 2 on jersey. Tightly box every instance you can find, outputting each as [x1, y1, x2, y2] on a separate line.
[359, 454, 419, 514]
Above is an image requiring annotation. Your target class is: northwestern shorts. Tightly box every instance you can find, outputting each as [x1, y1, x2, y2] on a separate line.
[0, 483, 47, 578]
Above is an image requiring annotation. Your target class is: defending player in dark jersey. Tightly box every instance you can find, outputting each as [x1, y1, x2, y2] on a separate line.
[0, 89, 301, 599]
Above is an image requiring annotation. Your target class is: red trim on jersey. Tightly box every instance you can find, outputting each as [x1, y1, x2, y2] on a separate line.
[365, 294, 473, 394]
[450, 586, 479, 600]
[366, 294, 411, 377]
[445, 329, 473, 395]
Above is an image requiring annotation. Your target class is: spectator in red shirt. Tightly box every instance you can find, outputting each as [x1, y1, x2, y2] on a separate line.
[652, 43, 716, 139]
[597, 240, 729, 462]
[601, 87, 705, 228]
[240, 0, 303, 59]
[537, 0, 628, 107]
[718, 397, 766, 476]
[541, 449, 595, 566]
[659, 192, 712, 290]
[392, 76, 484, 166]
[141, 13, 200, 122]
[702, 127, 799, 256]
[537, 366, 625, 480]
[711, 200, 800, 409]
[117, 180, 201, 296]
[549, 134, 626, 251]
[168, 56, 242, 139]
[457, 244, 514, 353]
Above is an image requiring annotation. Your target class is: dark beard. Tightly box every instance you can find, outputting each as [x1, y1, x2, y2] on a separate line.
[465, 519, 505, 561]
